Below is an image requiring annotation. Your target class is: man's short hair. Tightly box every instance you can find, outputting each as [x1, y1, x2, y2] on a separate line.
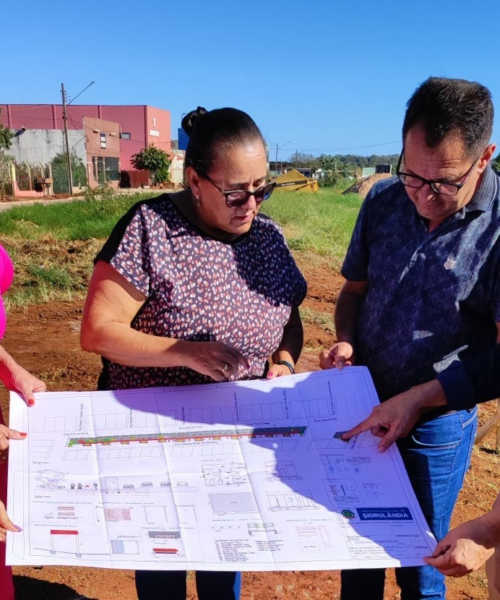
[403, 77, 494, 157]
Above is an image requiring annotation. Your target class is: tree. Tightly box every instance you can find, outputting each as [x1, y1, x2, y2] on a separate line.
[51, 152, 87, 194]
[493, 153, 500, 174]
[288, 151, 319, 170]
[0, 108, 13, 161]
[317, 154, 355, 186]
[131, 146, 171, 185]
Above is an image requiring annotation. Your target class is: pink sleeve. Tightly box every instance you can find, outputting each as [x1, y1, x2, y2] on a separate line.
[0, 245, 14, 295]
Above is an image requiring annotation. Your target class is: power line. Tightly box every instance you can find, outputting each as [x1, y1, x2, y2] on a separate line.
[268, 140, 400, 153]
[68, 81, 95, 105]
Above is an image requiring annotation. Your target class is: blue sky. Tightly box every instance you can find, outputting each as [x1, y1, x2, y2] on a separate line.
[4, 0, 500, 160]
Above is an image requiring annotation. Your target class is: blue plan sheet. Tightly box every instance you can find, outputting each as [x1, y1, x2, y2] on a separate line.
[6, 367, 436, 570]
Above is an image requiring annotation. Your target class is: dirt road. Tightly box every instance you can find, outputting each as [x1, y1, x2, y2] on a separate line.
[2, 258, 498, 599]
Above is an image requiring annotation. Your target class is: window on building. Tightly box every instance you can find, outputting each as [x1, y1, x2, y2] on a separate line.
[120, 132, 131, 139]
[92, 157, 120, 183]
[105, 157, 120, 181]
[100, 133, 107, 149]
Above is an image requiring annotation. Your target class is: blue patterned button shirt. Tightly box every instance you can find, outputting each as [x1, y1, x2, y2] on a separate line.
[342, 167, 500, 403]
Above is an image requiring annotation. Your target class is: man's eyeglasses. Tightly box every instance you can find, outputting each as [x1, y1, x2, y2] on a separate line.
[396, 151, 480, 196]
[199, 171, 276, 208]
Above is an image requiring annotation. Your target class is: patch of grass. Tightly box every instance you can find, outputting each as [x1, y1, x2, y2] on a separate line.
[300, 307, 335, 334]
[3, 236, 102, 308]
[0, 187, 362, 307]
[0, 192, 158, 241]
[262, 188, 362, 259]
[28, 264, 74, 289]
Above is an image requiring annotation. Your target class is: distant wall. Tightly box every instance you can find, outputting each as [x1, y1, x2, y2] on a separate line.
[7, 130, 86, 165]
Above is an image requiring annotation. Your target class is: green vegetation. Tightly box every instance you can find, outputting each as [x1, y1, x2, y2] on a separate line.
[4, 237, 102, 306]
[131, 146, 171, 185]
[0, 108, 14, 199]
[0, 186, 361, 307]
[285, 151, 399, 179]
[263, 187, 362, 260]
[0, 193, 152, 241]
[0, 192, 156, 306]
[51, 152, 88, 193]
[299, 307, 335, 333]
[0, 108, 13, 158]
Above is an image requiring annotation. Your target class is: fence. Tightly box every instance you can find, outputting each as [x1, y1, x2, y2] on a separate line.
[0, 161, 54, 198]
[52, 159, 87, 194]
[0, 161, 14, 198]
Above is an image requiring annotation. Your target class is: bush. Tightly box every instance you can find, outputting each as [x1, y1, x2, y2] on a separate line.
[131, 146, 171, 186]
[318, 172, 342, 187]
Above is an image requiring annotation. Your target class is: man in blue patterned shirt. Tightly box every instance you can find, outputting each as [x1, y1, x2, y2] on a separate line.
[320, 76, 499, 600]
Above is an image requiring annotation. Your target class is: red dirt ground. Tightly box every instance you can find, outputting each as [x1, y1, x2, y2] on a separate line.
[1, 258, 499, 599]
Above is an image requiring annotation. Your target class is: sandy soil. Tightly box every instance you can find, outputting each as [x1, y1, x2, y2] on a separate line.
[1, 258, 499, 599]
[342, 174, 394, 199]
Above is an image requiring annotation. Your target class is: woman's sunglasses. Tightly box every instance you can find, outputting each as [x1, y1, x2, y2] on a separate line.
[199, 171, 276, 208]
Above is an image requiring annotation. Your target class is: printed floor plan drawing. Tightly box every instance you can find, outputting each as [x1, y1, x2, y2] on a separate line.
[7, 368, 436, 571]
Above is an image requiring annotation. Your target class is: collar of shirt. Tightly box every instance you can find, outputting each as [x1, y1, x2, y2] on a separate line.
[464, 166, 499, 214]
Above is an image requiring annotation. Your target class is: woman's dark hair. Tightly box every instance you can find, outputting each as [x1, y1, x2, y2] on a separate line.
[181, 107, 265, 174]
[402, 77, 494, 157]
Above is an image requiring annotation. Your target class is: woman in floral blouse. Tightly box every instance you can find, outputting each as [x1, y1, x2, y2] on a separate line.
[81, 106, 307, 600]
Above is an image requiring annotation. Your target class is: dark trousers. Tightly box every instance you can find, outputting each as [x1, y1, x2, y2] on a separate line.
[136, 570, 242, 600]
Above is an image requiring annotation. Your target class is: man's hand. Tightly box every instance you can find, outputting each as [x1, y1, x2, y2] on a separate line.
[319, 342, 355, 370]
[342, 379, 447, 452]
[424, 519, 496, 577]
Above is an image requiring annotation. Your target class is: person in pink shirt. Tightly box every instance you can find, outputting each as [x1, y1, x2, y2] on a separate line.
[0, 244, 46, 600]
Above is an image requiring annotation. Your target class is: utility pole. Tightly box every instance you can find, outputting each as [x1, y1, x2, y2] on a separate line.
[274, 141, 291, 176]
[61, 83, 73, 196]
[275, 143, 279, 175]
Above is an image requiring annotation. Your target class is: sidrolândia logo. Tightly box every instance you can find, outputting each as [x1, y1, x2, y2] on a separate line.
[341, 509, 356, 520]
[444, 256, 457, 270]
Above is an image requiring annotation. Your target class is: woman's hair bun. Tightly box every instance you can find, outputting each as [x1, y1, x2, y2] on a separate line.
[181, 106, 208, 136]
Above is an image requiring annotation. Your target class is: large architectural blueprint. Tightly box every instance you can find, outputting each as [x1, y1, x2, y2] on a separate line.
[6, 368, 436, 570]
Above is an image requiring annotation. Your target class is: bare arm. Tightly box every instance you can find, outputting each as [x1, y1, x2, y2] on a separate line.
[81, 261, 249, 381]
[319, 280, 368, 370]
[267, 306, 303, 378]
[0, 345, 46, 407]
[342, 321, 500, 451]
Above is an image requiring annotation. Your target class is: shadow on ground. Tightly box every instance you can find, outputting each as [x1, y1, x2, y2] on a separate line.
[15, 575, 98, 600]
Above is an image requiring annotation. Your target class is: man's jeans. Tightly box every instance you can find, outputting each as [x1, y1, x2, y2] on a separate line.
[136, 570, 242, 600]
[341, 407, 478, 600]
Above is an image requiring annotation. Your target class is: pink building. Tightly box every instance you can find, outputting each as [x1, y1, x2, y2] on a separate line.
[0, 104, 171, 186]
[84, 116, 121, 188]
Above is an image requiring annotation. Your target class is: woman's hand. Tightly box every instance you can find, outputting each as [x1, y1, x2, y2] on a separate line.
[1, 362, 46, 407]
[0, 500, 20, 543]
[266, 363, 294, 379]
[0, 424, 26, 451]
[183, 341, 250, 382]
